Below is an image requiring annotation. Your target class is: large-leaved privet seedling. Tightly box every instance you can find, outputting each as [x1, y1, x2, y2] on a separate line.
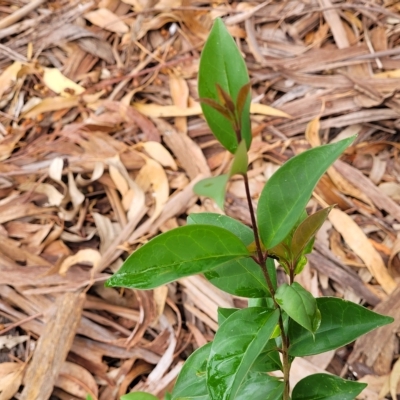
[106, 19, 393, 400]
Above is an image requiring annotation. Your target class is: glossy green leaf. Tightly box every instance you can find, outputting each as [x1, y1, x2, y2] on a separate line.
[230, 140, 248, 177]
[204, 258, 271, 298]
[275, 283, 320, 334]
[257, 136, 356, 249]
[248, 297, 274, 308]
[268, 210, 308, 271]
[171, 343, 283, 400]
[236, 372, 284, 400]
[251, 339, 282, 373]
[106, 225, 250, 289]
[294, 237, 315, 275]
[193, 175, 229, 209]
[292, 373, 367, 400]
[207, 307, 279, 400]
[289, 297, 394, 357]
[266, 257, 278, 291]
[217, 307, 239, 325]
[172, 343, 212, 400]
[121, 393, 159, 400]
[291, 207, 332, 260]
[165, 393, 172, 400]
[294, 255, 308, 275]
[199, 18, 251, 153]
[187, 213, 270, 298]
[187, 213, 253, 245]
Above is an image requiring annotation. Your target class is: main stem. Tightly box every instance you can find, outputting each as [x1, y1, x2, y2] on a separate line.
[243, 173, 291, 400]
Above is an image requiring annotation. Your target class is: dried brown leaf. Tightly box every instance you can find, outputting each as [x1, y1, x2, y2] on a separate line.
[84, 8, 128, 33]
[328, 208, 396, 294]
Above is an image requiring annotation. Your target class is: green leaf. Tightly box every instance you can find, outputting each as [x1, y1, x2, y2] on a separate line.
[236, 372, 284, 400]
[217, 307, 239, 325]
[257, 136, 356, 249]
[106, 225, 250, 289]
[230, 140, 248, 177]
[248, 297, 274, 308]
[204, 258, 271, 298]
[251, 339, 282, 373]
[275, 283, 320, 334]
[193, 175, 229, 209]
[268, 210, 308, 272]
[199, 18, 251, 153]
[294, 255, 308, 275]
[292, 374, 367, 400]
[121, 393, 159, 400]
[289, 297, 394, 357]
[187, 213, 270, 298]
[165, 393, 172, 400]
[187, 213, 253, 245]
[172, 343, 212, 400]
[291, 207, 332, 260]
[171, 331, 282, 400]
[207, 307, 279, 400]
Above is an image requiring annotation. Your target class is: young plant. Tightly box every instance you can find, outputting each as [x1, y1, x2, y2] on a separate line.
[106, 19, 393, 400]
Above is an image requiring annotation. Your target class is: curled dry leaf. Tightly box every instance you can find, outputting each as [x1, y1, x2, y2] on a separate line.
[0, 131, 25, 162]
[0, 362, 25, 400]
[328, 208, 396, 294]
[76, 161, 104, 186]
[19, 182, 64, 206]
[136, 158, 169, 221]
[0, 335, 28, 350]
[140, 142, 177, 170]
[250, 103, 292, 118]
[133, 102, 202, 118]
[0, 61, 22, 99]
[84, 8, 128, 33]
[169, 74, 189, 133]
[22, 96, 80, 119]
[49, 157, 64, 183]
[107, 155, 146, 221]
[388, 235, 400, 274]
[132, 102, 291, 119]
[56, 361, 98, 400]
[43, 68, 85, 97]
[306, 118, 373, 207]
[379, 182, 400, 202]
[389, 356, 400, 399]
[59, 249, 102, 276]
